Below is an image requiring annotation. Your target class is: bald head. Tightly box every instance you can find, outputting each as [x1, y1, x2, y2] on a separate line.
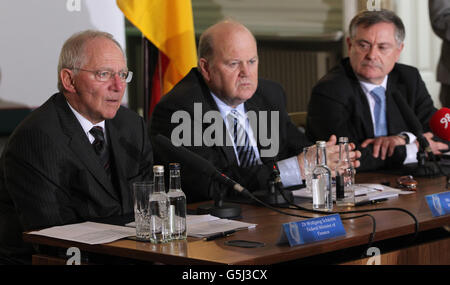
[197, 21, 259, 107]
[198, 21, 258, 108]
[198, 21, 257, 63]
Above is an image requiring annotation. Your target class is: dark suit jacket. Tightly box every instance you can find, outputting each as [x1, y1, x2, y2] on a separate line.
[306, 58, 437, 172]
[429, 0, 450, 85]
[0, 93, 153, 264]
[150, 68, 310, 203]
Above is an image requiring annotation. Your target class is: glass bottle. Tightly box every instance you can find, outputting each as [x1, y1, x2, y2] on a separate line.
[335, 137, 355, 206]
[167, 163, 187, 240]
[312, 141, 333, 211]
[150, 165, 171, 243]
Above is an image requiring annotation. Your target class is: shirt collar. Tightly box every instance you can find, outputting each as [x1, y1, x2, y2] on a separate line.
[66, 100, 105, 137]
[358, 75, 388, 94]
[210, 92, 246, 118]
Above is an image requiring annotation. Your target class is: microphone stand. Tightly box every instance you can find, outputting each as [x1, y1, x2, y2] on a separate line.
[252, 162, 294, 206]
[197, 176, 242, 219]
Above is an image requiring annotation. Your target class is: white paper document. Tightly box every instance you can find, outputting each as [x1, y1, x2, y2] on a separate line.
[186, 214, 257, 238]
[292, 183, 414, 202]
[28, 221, 136, 245]
[126, 214, 257, 238]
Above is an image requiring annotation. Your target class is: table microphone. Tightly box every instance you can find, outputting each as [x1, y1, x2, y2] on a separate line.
[391, 91, 443, 177]
[429, 107, 450, 141]
[153, 134, 250, 218]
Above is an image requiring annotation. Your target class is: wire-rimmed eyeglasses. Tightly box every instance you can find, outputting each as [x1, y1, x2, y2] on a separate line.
[73, 68, 133, 83]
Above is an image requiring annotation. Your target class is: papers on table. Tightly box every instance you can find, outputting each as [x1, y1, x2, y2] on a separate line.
[28, 221, 135, 245]
[186, 214, 256, 238]
[126, 214, 257, 238]
[292, 183, 414, 203]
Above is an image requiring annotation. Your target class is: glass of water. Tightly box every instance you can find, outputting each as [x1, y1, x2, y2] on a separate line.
[133, 182, 153, 241]
[303, 146, 316, 194]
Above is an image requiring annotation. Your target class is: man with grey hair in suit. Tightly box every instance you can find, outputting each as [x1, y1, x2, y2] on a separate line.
[429, 0, 450, 107]
[0, 30, 153, 264]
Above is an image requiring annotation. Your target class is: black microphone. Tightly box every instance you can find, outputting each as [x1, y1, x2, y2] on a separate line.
[391, 91, 432, 156]
[153, 134, 249, 217]
[391, 91, 442, 177]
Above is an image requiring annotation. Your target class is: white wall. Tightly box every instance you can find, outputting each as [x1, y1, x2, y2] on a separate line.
[394, 0, 442, 107]
[0, 0, 125, 109]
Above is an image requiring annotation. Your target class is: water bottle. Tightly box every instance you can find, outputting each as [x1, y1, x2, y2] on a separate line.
[312, 141, 333, 211]
[335, 137, 355, 206]
[167, 163, 187, 240]
[150, 165, 171, 243]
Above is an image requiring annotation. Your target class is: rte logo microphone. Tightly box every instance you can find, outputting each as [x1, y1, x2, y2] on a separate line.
[430, 108, 450, 141]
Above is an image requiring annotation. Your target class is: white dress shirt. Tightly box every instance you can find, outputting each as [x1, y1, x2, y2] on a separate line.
[66, 101, 106, 144]
[210, 93, 303, 187]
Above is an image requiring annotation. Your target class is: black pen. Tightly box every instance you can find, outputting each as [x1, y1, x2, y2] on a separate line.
[355, 198, 388, 207]
[204, 230, 236, 241]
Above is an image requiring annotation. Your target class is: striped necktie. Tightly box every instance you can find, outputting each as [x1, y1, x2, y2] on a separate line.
[370, 86, 387, 137]
[227, 109, 260, 168]
[89, 126, 111, 177]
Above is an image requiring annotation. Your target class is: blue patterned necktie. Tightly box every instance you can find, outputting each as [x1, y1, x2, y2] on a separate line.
[370, 86, 387, 137]
[227, 110, 260, 168]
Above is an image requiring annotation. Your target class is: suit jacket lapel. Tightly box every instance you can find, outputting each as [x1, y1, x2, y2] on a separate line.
[197, 75, 239, 167]
[385, 70, 405, 134]
[343, 60, 376, 138]
[106, 119, 133, 211]
[54, 93, 119, 202]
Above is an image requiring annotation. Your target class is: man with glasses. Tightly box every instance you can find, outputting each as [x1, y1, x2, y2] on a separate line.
[306, 10, 448, 171]
[0, 30, 153, 264]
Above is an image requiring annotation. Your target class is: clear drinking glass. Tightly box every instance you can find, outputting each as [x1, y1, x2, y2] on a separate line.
[133, 182, 153, 241]
[303, 146, 316, 194]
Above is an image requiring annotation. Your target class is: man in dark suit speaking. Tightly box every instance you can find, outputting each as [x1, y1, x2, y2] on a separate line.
[306, 10, 448, 172]
[0, 30, 153, 264]
[150, 21, 360, 203]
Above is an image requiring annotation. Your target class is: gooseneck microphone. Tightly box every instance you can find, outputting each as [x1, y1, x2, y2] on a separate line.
[391, 91, 445, 177]
[391, 91, 433, 159]
[153, 134, 249, 218]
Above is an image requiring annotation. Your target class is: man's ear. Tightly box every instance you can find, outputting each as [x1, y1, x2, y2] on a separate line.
[60, 69, 77, 93]
[346, 37, 352, 53]
[198, 58, 211, 82]
[395, 42, 404, 62]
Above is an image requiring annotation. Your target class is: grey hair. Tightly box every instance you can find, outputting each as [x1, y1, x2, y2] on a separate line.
[57, 30, 124, 92]
[349, 9, 406, 46]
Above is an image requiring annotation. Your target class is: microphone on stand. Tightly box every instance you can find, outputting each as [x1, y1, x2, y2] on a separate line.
[153, 134, 249, 218]
[252, 160, 294, 206]
[391, 91, 443, 177]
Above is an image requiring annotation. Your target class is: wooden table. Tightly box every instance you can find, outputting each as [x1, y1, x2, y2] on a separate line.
[23, 173, 450, 265]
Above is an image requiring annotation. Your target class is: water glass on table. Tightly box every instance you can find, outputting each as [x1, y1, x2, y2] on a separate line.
[303, 146, 316, 194]
[133, 182, 153, 241]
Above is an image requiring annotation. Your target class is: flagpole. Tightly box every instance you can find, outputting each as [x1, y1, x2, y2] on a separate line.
[143, 36, 150, 123]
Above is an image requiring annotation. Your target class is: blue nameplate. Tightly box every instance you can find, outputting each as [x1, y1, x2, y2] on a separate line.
[279, 214, 346, 247]
[426, 191, 450, 217]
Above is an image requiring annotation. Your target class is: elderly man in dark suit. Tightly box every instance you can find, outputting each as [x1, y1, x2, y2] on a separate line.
[307, 10, 448, 172]
[150, 21, 360, 203]
[0, 30, 153, 264]
[429, 0, 450, 107]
